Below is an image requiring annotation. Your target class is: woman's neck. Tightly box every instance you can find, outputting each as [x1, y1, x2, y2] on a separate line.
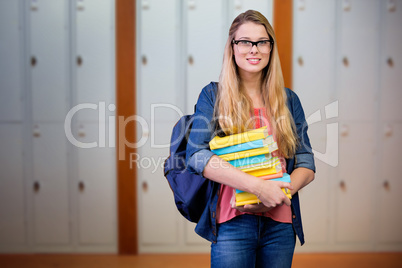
[240, 72, 264, 108]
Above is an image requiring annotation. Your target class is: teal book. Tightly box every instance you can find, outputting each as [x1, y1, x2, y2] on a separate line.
[211, 136, 275, 155]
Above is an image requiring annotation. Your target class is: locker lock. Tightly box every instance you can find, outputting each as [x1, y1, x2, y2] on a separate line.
[31, 56, 37, 67]
[297, 56, 304, 66]
[33, 125, 40, 137]
[79, 181, 85, 192]
[388, 0, 396, 12]
[77, 56, 83, 66]
[33, 181, 40, 193]
[383, 180, 390, 191]
[342, 57, 349, 67]
[339, 181, 346, 191]
[387, 57, 394, 68]
[188, 55, 194, 65]
[142, 55, 147, 65]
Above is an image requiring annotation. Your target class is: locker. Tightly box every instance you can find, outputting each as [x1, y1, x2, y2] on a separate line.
[0, 124, 26, 248]
[74, 0, 115, 122]
[137, 120, 178, 246]
[185, 0, 225, 114]
[29, 0, 70, 122]
[31, 123, 70, 245]
[0, 0, 24, 122]
[380, 0, 402, 122]
[335, 122, 375, 243]
[378, 123, 402, 243]
[75, 123, 117, 247]
[185, 221, 209, 248]
[293, 0, 336, 116]
[298, 122, 331, 244]
[292, 0, 337, 246]
[337, 0, 380, 122]
[138, 0, 181, 122]
[229, 0, 273, 24]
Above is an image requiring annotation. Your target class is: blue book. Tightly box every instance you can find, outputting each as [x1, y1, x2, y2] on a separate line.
[211, 136, 276, 155]
[236, 173, 291, 194]
[228, 153, 274, 168]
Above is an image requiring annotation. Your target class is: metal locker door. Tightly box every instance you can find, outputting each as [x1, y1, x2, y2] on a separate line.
[229, 0, 273, 24]
[0, 0, 24, 122]
[336, 122, 375, 244]
[138, 0, 182, 123]
[337, 0, 380, 122]
[31, 123, 70, 246]
[378, 123, 402, 244]
[185, 0, 225, 114]
[137, 121, 178, 247]
[380, 0, 402, 122]
[335, 0, 380, 245]
[74, 122, 117, 250]
[137, 0, 181, 249]
[28, 0, 70, 122]
[74, 0, 115, 122]
[0, 124, 26, 250]
[292, 0, 336, 246]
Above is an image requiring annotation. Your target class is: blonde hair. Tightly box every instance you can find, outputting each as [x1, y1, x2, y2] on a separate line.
[215, 10, 297, 158]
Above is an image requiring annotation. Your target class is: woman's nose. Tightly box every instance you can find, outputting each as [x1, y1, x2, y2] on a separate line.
[250, 44, 259, 54]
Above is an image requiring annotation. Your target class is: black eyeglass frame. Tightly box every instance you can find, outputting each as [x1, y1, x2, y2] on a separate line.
[232, 39, 274, 53]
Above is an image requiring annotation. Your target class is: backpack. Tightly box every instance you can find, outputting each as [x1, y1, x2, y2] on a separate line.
[163, 113, 215, 223]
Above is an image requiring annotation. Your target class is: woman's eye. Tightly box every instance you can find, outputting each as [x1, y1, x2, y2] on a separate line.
[239, 41, 251, 46]
[258, 41, 269, 45]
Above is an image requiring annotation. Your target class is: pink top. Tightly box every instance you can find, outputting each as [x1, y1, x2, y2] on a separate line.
[216, 108, 292, 224]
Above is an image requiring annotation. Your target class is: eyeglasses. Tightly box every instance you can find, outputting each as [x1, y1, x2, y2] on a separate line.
[232, 39, 274, 54]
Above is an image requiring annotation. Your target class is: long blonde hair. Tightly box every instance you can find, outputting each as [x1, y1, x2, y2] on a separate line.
[215, 10, 297, 158]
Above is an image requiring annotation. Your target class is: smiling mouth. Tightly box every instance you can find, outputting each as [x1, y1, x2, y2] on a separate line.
[247, 58, 261, 63]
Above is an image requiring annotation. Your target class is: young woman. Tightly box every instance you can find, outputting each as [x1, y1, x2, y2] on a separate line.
[186, 10, 315, 268]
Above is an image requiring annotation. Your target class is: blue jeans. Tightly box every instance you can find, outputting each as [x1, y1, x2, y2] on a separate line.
[211, 214, 296, 268]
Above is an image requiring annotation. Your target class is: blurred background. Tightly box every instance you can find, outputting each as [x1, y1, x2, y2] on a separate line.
[0, 0, 401, 256]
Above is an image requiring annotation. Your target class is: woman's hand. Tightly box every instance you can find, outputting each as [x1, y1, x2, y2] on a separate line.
[234, 180, 293, 213]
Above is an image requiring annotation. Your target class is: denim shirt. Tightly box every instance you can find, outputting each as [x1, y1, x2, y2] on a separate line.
[186, 82, 315, 245]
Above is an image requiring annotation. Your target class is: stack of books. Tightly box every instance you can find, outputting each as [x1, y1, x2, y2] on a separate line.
[209, 126, 292, 207]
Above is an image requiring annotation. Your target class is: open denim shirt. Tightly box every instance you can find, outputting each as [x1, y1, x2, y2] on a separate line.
[186, 82, 315, 245]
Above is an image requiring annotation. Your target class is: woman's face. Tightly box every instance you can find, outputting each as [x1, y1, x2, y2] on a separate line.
[233, 22, 271, 78]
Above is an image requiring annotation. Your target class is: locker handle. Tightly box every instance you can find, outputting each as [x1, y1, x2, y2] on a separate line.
[387, 57, 394, 68]
[142, 181, 148, 193]
[79, 181, 85, 192]
[383, 180, 390, 191]
[77, 56, 83, 66]
[188, 55, 194, 65]
[33, 181, 40, 193]
[31, 56, 37, 67]
[340, 124, 349, 137]
[339, 180, 346, 191]
[142, 55, 147, 65]
[33, 126, 40, 137]
[297, 56, 304, 66]
[342, 57, 349, 67]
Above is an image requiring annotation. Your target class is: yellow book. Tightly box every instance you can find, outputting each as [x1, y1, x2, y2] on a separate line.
[235, 189, 292, 207]
[219, 143, 277, 161]
[209, 126, 269, 150]
[239, 158, 280, 173]
[245, 164, 282, 177]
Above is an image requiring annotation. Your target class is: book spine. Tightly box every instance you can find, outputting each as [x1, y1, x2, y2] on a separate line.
[245, 163, 282, 177]
[228, 153, 273, 168]
[219, 146, 273, 161]
[239, 158, 280, 173]
[212, 139, 264, 155]
[209, 126, 268, 150]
